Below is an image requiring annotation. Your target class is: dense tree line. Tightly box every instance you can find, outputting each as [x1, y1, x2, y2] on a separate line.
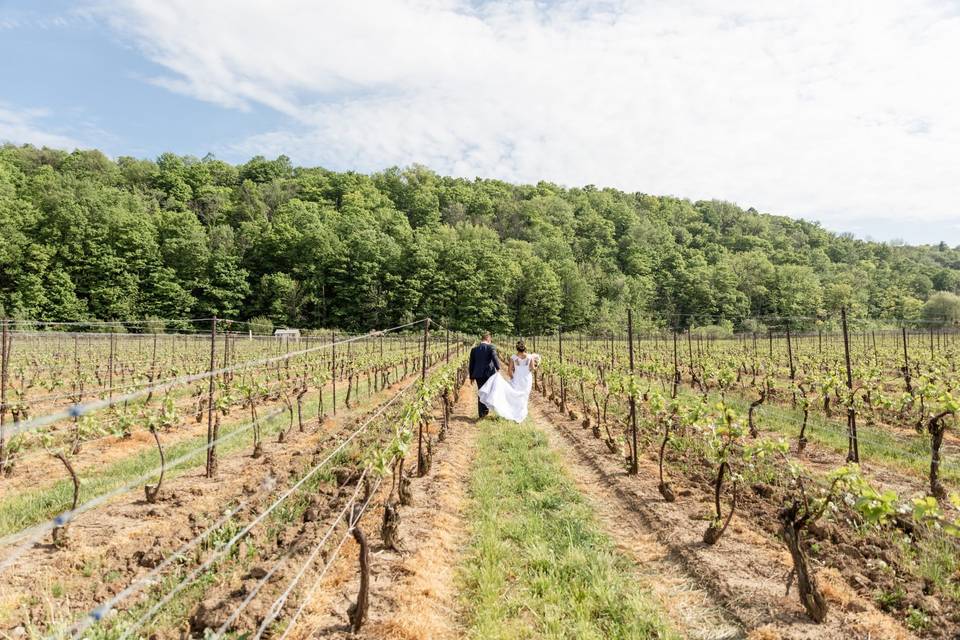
[1, 144, 959, 334]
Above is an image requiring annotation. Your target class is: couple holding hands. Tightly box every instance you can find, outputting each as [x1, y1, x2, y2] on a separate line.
[468, 332, 540, 423]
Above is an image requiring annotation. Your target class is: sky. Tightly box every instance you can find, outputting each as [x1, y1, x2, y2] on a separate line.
[1, 0, 958, 246]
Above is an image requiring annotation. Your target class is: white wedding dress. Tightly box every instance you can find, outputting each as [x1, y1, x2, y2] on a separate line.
[478, 354, 535, 423]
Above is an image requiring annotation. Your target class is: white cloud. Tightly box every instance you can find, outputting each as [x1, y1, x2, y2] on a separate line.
[97, 0, 960, 240]
[0, 104, 83, 149]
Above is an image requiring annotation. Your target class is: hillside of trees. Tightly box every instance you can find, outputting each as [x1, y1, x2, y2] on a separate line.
[1, 144, 959, 334]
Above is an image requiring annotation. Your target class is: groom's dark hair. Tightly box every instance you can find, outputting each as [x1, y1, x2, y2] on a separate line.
[481, 331, 491, 341]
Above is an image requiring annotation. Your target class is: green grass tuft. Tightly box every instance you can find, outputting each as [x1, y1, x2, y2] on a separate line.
[460, 418, 678, 640]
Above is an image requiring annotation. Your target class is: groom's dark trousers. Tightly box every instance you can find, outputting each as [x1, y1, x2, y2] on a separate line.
[469, 342, 500, 418]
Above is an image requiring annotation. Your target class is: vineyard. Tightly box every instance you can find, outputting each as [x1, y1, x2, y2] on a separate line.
[0, 313, 958, 639]
[530, 313, 960, 638]
[0, 318, 469, 639]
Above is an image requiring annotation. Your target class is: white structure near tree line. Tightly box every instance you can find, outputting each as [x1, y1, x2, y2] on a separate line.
[274, 328, 301, 340]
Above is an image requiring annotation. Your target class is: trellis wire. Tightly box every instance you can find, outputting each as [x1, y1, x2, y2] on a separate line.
[110, 372, 420, 639]
[213, 468, 372, 639]
[0, 407, 285, 576]
[62, 499, 249, 639]
[3, 319, 429, 443]
[270, 478, 382, 640]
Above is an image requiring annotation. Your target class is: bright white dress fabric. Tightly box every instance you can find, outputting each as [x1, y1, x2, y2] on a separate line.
[478, 354, 536, 423]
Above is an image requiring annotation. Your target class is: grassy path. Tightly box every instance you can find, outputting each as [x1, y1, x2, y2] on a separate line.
[460, 416, 678, 640]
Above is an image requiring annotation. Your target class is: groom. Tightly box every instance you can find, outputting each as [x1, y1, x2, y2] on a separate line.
[469, 332, 501, 418]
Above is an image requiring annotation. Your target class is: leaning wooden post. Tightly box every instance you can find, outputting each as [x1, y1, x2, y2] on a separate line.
[205, 316, 218, 477]
[841, 308, 859, 463]
[417, 318, 431, 476]
[628, 310, 638, 475]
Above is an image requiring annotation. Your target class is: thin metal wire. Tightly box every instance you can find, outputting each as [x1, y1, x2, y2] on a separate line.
[271, 478, 383, 640]
[62, 500, 249, 638]
[113, 373, 420, 639]
[3, 319, 428, 441]
[214, 469, 372, 639]
[0, 407, 284, 575]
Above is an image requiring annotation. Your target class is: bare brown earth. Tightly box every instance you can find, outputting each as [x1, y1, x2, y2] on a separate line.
[292, 383, 478, 639]
[530, 393, 917, 640]
[0, 375, 374, 496]
[0, 376, 416, 636]
[1, 372, 941, 639]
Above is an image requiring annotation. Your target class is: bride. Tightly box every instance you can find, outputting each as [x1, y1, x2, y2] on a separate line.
[478, 340, 539, 423]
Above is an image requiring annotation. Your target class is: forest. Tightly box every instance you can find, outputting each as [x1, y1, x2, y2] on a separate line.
[1, 143, 959, 334]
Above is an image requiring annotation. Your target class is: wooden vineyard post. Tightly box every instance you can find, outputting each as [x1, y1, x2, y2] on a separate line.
[0, 318, 8, 471]
[331, 331, 337, 416]
[446, 327, 450, 363]
[628, 310, 638, 475]
[901, 325, 913, 394]
[672, 328, 679, 399]
[841, 308, 859, 463]
[205, 316, 218, 478]
[786, 323, 795, 382]
[417, 319, 431, 476]
[558, 329, 566, 411]
[108, 331, 115, 401]
[223, 321, 231, 383]
[785, 322, 796, 408]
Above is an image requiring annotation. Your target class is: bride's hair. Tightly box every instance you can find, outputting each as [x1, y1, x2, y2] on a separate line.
[515, 340, 526, 353]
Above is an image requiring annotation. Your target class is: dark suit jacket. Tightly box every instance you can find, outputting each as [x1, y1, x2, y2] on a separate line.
[469, 342, 500, 381]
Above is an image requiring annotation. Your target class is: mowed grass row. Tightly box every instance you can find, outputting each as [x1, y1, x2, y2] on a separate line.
[461, 418, 678, 640]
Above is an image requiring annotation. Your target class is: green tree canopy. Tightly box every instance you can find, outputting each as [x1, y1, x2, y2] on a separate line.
[1, 143, 958, 334]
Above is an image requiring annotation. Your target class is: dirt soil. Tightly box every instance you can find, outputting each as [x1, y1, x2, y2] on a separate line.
[0, 374, 381, 496]
[291, 383, 478, 639]
[0, 376, 419, 636]
[531, 393, 918, 640]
